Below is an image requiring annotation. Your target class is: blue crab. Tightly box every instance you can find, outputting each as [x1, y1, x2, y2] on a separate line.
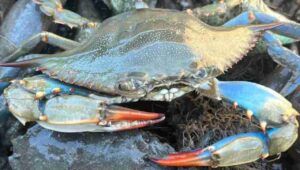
[0, 0, 299, 167]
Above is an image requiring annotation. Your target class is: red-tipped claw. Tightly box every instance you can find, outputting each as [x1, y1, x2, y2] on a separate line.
[102, 106, 165, 131]
[150, 149, 211, 167]
[151, 132, 274, 167]
[105, 105, 164, 122]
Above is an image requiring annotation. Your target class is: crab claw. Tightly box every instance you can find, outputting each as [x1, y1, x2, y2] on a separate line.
[151, 149, 208, 167]
[151, 132, 269, 167]
[217, 80, 299, 127]
[40, 96, 165, 132]
[152, 80, 299, 167]
[4, 81, 165, 132]
[102, 105, 165, 131]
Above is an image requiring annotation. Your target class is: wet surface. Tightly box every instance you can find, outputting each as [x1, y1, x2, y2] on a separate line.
[9, 125, 175, 170]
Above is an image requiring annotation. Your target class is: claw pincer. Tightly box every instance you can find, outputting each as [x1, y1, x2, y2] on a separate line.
[152, 132, 270, 167]
[4, 75, 165, 132]
[153, 80, 298, 167]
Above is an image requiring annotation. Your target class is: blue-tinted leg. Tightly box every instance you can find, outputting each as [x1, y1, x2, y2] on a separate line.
[252, 12, 300, 39]
[13, 75, 93, 100]
[263, 32, 300, 96]
[223, 11, 300, 96]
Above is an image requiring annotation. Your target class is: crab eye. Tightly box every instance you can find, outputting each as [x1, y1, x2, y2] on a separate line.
[194, 68, 207, 78]
[118, 79, 143, 91]
[116, 79, 146, 98]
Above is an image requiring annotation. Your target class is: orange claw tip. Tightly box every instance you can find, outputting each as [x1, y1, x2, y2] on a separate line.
[100, 106, 165, 132]
[119, 116, 165, 131]
[150, 156, 210, 167]
[150, 149, 211, 167]
[106, 105, 165, 122]
[165, 149, 203, 160]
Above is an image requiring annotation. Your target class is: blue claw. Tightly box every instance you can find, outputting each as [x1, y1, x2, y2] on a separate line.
[217, 81, 298, 127]
[267, 123, 298, 155]
[153, 81, 299, 168]
[152, 132, 269, 167]
[152, 123, 298, 167]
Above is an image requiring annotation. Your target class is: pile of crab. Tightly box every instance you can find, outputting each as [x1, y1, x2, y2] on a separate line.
[0, 0, 300, 168]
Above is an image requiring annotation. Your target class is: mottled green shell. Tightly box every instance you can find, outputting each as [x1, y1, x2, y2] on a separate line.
[36, 8, 259, 94]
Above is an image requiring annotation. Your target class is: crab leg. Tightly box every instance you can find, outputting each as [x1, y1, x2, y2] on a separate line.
[251, 12, 300, 39]
[222, 12, 297, 46]
[241, 0, 300, 39]
[2, 32, 80, 63]
[4, 75, 165, 132]
[222, 11, 300, 96]
[152, 80, 298, 167]
[2, 0, 100, 62]
[223, 11, 300, 39]
[33, 0, 96, 28]
[263, 32, 300, 96]
[191, 5, 296, 48]
[194, 0, 300, 41]
[12, 75, 96, 99]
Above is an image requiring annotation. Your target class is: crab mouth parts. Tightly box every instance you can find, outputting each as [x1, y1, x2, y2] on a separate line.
[148, 84, 193, 101]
